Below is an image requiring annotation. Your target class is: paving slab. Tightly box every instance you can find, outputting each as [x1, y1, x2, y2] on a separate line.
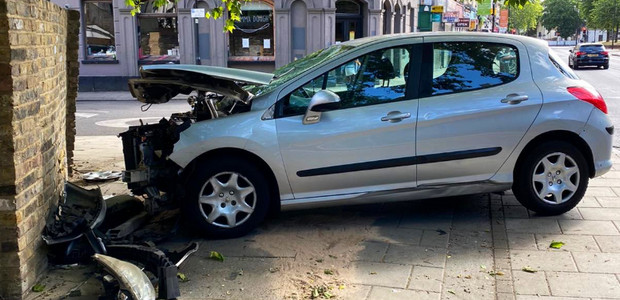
[366, 227, 423, 245]
[510, 250, 577, 272]
[512, 271, 550, 296]
[594, 235, 620, 252]
[572, 252, 620, 273]
[420, 229, 450, 248]
[505, 219, 562, 234]
[535, 234, 600, 252]
[579, 207, 620, 221]
[507, 233, 537, 250]
[355, 241, 388, 262]
[546, 271, 620, 298]
[595, 196, 620, 208]
[407, 266, 444, 293]
[585, 187, 618, 197]
[577, 196, 602, 208]
[368, 286, 440, 300]
[347, 262, 412, 288]
[559, 220, 620, 235]
[384, 244, 447, 267]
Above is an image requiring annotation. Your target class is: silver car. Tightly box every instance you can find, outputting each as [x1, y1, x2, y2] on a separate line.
[123, 32, 613, 238]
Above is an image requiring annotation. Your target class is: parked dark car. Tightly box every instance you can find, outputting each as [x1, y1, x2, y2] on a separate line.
[568, 43, 609, 69]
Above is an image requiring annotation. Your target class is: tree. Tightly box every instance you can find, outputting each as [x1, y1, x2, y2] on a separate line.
[124, 0, 533, 33]
[124, 0, 243, 32]
[590, 0, 619, 42]
[579, 0, 596, 26]
[508, 0, 543, 34]
[541, 0, 583, 39]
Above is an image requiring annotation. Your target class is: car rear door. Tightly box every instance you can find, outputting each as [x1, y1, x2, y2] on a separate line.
[416, 37, 543, 186]
[275, 42, 422, 199]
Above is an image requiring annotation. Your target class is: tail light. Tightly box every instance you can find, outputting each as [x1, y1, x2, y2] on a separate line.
[601, 51, 609, 56]
[567, 86, 607, 114]
[575, 51, 585, 56]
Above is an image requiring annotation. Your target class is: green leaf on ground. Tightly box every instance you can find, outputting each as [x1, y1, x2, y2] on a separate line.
[522, 266, 538, 273]
[177, 272, 189, 282]
[32, 284, 45, 292]
[324, 269, 334, 275]
[209, 251, 225, 262]
[448, 290, 456, 295]
[549, 241, 565, 249]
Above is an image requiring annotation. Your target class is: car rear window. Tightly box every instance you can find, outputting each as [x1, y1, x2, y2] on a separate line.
[580, 44, 605, 51]
[549, 51, 578, 79]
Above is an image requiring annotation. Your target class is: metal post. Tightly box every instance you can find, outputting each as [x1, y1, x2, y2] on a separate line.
[491, 0, 496, 32]
[613, 0, 618, 49]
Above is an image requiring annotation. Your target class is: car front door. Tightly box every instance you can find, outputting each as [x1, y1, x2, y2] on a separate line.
[416, 39, 543, 186]
[275, 43, 421, 199]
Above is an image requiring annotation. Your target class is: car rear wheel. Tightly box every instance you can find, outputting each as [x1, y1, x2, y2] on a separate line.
[604, 63, 609, 69]
[183, 158, 270, 238]
[513, 141, 589, 215]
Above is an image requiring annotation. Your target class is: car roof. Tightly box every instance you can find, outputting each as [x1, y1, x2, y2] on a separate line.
[579, 43, 604, 46]
[341, 31, 547, 48]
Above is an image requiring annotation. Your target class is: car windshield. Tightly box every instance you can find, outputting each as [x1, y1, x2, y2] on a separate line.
[246, 44, 355, 96]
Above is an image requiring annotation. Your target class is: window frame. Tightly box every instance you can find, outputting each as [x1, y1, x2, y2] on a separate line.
[81, 0, 118, 64]
[419, 41, 520, 98]
[274, 45, 421, 119]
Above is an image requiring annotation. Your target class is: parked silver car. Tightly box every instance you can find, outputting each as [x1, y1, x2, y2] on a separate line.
[123, 32, 613, 238]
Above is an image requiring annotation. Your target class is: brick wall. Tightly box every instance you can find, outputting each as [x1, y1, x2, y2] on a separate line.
[0, 0, 76, 298]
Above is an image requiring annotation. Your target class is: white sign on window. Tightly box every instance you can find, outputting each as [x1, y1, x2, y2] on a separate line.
[242, 38, 250, 48]
[191, 8, 205, 18]
[263, 39, 271, 49]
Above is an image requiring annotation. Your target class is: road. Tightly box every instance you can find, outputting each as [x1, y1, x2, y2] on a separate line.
[77, 47, 620, 146]
[549, 46, 620, 147]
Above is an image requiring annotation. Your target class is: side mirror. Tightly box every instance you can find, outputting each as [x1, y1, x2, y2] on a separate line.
[303, 90, 341, 125]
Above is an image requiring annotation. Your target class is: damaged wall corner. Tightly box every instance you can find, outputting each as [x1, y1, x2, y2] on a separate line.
[0, 0, 77, 299]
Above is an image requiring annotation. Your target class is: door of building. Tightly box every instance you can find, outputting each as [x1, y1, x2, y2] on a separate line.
[335, 0, 364, 42]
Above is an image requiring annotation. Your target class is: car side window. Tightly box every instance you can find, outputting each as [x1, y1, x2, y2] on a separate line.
[279, 46, 411, 117]
[431, 42, 518, 96]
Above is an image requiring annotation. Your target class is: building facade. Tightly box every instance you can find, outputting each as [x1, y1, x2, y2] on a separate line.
[54, 0, 473, 91]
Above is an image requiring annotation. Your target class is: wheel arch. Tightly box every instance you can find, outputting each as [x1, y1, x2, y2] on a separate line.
[182, 147, 281, 216]
[515, 130, 595, 178]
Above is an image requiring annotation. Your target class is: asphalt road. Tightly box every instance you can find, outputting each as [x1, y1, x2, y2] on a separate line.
[77, 47, 620, 146]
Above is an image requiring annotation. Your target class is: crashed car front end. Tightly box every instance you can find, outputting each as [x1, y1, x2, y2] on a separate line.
[120, 65, 274, 211]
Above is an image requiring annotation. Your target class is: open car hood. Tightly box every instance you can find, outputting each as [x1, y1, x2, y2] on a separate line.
[128, 65, 274, 104]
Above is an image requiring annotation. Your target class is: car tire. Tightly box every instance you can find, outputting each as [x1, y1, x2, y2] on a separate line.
[568, 59, 573, 69]
[604, 64, 609, 69]
[573, 62, 579, 70]
[512, 141, 589, 215]
[182, 158, 271, 239]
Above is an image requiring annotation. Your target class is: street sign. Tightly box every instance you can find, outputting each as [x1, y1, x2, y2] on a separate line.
[431, 5, 444, 13]
[499, 9, 509, 27]
[191, 8, 205, 18]
[456, 18, 470, 27]
[442, 11, 458, 23]
[431, 13, 442, 22]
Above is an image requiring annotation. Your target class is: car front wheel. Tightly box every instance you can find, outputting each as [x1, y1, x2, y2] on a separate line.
[183, 158, 270, 238]
[513, 141, 589, 215]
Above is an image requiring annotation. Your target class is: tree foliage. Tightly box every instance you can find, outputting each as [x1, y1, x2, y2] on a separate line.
[124, 0, 244, 32]
[579, 0, 596, 25]
[540, 0, 583, 39]
[590, 0, 619, 34]
[508, 0, 543, 34]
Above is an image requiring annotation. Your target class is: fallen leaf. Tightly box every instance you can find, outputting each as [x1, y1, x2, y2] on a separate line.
[522, 266, 537, 273]
[338, 285, 345, 290]
[436, 229, 447, 235]
[480, 265, 487, 270]
[177, 272, 189, 282]
[329, 255, 337, 259]
[549, 241, 565, 249]
[370, 271, 377, 275]
[316, 259, 324, 263]
[32, 284, 45, 292]
[464, 275, 472, 279]
[324, 269, 334, 275]
[488, 270, 505, 276]
[209, 251, 225, 262]
[448, 290, 456, 295]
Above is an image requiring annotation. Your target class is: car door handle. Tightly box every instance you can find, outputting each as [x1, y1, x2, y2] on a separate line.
[381, 111, 411, 123]
[501, 94, 529, 104]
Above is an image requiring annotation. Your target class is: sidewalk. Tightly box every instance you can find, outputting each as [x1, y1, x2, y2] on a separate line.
[28, 136, 620, 300]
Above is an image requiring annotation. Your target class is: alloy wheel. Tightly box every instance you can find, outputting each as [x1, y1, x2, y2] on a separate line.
[531, 152, 580, 205]
[197, 172, 256, 228]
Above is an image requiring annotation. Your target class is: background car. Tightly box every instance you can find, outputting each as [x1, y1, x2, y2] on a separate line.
[568, 43, 610, 69]
[124, 33, 613, 238]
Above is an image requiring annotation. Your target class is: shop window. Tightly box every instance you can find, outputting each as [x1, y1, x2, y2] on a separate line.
[229, 2, 274, 61]
[84, 0, 116, 62]
[138, 1, 179, 64]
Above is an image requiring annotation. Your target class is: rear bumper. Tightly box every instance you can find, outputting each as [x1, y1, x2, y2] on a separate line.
[575, 57, 609, 66]
[580, 108, 613, 177]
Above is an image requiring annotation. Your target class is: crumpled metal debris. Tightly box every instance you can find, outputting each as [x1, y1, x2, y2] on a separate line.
[82, 171, 123, 181]
[93, 254, 156, 300]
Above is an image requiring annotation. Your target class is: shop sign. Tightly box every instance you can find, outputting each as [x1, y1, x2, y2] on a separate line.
[455, 18, 470, 27]
[431, 6, 444, 13]
[469, 20, 477, 30]
[431, 13, 442, 22]
[499, 9, 509, 27]
[442, 11, 458, 23]
[191, 8, 205, 18]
